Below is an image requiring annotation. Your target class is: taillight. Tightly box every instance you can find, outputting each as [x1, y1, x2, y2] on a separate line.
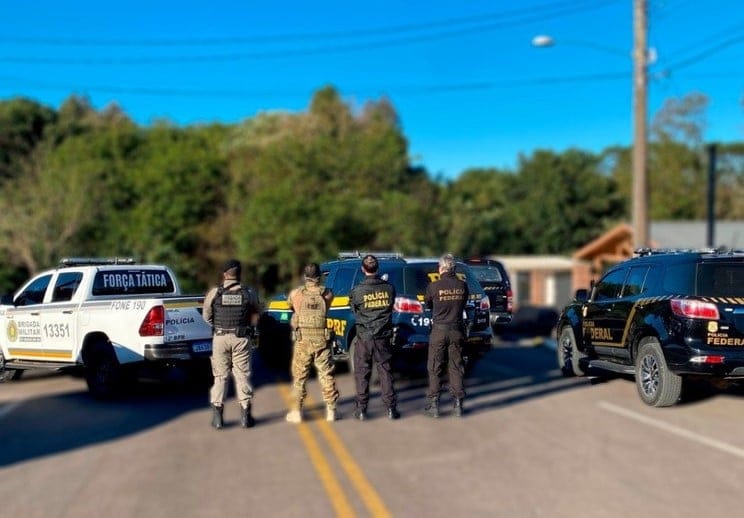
[479, 295, 490, 311]
[139, 305, 165, 336]
[506, 288, 514, 312]
[670, 299, 719, 320]
[394, 297, 423, 314]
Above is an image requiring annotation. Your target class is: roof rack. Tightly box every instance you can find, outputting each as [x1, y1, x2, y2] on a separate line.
[634, 247, 728, 257]
[338, 251, 405, 260]
[59, 257, 137, 267]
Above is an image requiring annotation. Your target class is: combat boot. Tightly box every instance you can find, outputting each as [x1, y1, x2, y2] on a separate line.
[454, 398, 464, 418]
[424, 397, 439, 418]
[354, 406, 367, 421]
[285, 408, 302, 424]
[387, 406, 400, 420]
[211, 405, 224, 429]
[326, 404, 337, 422]
[241, 403, 255, 428]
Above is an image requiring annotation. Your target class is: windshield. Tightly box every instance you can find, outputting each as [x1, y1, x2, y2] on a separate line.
[696, 262, 744, 297]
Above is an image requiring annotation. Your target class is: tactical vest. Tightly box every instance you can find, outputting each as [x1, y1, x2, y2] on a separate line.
[212, 284, 252, 330]
[296, 285, 327, 333]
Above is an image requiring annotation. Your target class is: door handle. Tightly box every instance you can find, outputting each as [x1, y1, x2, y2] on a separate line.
[30, 312, 40, 316]
[63, 310, 73, 314]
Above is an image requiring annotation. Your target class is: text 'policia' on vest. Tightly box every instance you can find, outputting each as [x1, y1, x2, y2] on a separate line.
[212, 283, 255, 337]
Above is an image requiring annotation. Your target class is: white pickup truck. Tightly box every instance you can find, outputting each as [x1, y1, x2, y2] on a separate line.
[0, 258, 213, 397]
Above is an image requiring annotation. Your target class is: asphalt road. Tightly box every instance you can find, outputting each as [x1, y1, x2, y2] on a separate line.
[2, 342, 744, 518]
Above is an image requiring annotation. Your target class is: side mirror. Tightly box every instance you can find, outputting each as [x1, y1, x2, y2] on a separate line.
[0, 294, 14, 305]
[574, 289, 588, 303]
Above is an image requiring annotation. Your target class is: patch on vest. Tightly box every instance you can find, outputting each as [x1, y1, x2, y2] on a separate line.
[221, 293, 243, 306]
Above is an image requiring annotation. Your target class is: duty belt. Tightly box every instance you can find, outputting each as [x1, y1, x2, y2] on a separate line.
[214, 328, 236, 335]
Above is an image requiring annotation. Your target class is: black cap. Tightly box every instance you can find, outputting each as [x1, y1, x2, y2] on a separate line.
[304, 263, 321, 280]
[223, 259, 242, 277]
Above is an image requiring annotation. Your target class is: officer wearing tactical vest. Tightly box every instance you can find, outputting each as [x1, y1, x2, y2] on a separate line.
[349, 254, 399, 420]
[203, 259, 260, 429]
[285, 263, 339, 423]
[424, 253, 469, 418]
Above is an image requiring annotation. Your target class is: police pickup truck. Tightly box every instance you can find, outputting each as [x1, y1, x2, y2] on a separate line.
[0, 258, 213, 397]
[557, 248, 744, 407]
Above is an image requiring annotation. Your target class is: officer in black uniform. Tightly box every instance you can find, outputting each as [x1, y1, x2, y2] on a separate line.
[203, 259, 260, 429]
[424, 253, 469, 418]
[349, 254, 400, 420]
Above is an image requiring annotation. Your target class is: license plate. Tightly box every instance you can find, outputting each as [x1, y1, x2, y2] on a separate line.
[192, 341, 212, 353]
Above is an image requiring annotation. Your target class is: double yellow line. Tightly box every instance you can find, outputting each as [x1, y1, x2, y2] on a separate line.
[278, 385, 391, 517]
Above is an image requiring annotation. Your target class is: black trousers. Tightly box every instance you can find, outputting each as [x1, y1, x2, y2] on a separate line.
[353, 336, 396, 408]
[427, 326, 466, 400]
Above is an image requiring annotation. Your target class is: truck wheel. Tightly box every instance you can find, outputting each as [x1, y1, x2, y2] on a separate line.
[557, 327, 585, 377]
[0, 349, 22, 382]
[635, 338, 682, 407]
[85, 341, 123, 399]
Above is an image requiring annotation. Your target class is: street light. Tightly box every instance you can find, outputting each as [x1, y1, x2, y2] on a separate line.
[532, 0, 650, 249]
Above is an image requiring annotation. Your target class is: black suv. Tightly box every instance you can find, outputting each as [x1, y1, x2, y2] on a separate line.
[465, 258, 513, 327]
[260, 253, 492, 373]
[556, 248, 744, 407]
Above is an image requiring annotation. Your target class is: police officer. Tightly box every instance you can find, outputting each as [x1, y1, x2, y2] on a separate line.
[424, 253, 469, 418]
[285, 263, 339, 423]
[203, 259, 260, 429]
[349, 254, 399, 420]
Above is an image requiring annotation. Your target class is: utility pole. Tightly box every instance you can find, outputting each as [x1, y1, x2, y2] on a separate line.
[632, 0, 648, 249]
[707, 144, 717, 247]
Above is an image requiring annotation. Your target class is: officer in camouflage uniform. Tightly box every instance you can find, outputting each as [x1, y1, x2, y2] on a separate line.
[285, 263, 339, 423]
[203, 259, 260, 429]
[424, 253, 469, 418]
[349, 254, 399, 420]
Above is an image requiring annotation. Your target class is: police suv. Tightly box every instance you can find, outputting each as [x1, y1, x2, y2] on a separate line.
[556, 248, 744, 407]
[0, 258, 213, 397]
[261, 253, 492, 374]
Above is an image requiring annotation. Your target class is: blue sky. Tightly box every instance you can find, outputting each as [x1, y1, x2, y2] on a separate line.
[1, 0, 742, 179]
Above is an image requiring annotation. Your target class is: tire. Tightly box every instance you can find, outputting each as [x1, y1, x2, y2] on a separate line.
[0, 349, 22, 382]
[84, 341, 124, 399]
[557, 327, 585, 377]
[635, 338, 682, 407]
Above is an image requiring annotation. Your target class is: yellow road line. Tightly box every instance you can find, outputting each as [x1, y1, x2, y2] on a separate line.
[277, 385, 356, 517]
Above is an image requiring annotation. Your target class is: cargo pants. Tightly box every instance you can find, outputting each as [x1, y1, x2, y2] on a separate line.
[290, 328, 339, 411]
[210, 333, 253, 409]
[426, 324, 466, 400]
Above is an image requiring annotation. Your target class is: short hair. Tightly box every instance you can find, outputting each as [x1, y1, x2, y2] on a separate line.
[223, 259, 242, 279]
[361, 254, 379, 274]
[439, 253, 456, 273]
[304, 263, 321, 280]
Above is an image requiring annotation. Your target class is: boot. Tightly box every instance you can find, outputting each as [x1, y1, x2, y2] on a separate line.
[454, 398, 464, 418]
[354, 406, 367, 421]
[424, 397, 439, 418]
[326, 404, 337, 422]
[387, 406, 400, 420]
[241, 403, 255, 428]
[285, 408, 302, 424]
[211, 405, 224, 429]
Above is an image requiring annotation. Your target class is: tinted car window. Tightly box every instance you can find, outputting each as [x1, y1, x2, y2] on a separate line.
[469, 265, 503, 283]
[623, 266, 649, 297]
[403, 263, 482, 297]
[15, 274, 52, 306]
[662, 263, 695, 294]
[594, 268, 627, 301]
[52, 272, 84, 302]
[697, 262, 744, 297]
[330, 267, 358, 296]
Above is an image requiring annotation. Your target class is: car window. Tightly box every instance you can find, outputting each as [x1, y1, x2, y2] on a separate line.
[403, 263, 483, 297]
[52, 272, 84, 302]
[622, 266, 649, 297]
[330, 267, 358, 297]
[594, 268, 628, 301]
[15, 274, 52, 306]
[469, 265, 503, 283]
[662, 263, 695, 294]
[697, 262, 744, 297]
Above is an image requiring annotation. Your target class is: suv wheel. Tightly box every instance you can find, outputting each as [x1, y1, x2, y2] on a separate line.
[0, 349, 23, 382]
[85, 341, 124, 399]
[557, 327, 585, 377]
[635, 338, 682, 407]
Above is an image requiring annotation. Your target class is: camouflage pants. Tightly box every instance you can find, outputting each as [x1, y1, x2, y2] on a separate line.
[290, 336, 339, 410]
[210, 333, 253, 409]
